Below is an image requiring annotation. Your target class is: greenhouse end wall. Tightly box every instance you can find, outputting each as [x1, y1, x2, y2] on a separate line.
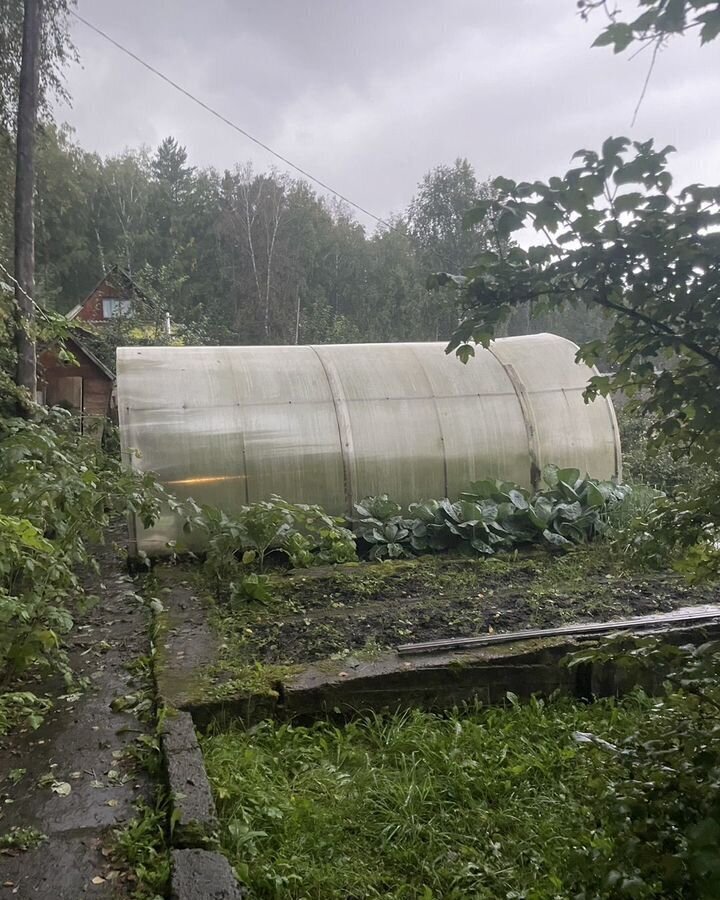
[117, 334, 621, 555]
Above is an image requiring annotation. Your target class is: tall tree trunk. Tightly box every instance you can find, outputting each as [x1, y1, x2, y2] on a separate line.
[94, 225, 106, 274]
[263, 211, 281, 340]
[14, 0, 42, 398]
[294, 285, 301, 344]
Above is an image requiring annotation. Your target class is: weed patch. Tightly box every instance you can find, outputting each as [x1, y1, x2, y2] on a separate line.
[0, 826, 47, 853]
[112, 798, 170, 899]
[201, 697, 646, 898]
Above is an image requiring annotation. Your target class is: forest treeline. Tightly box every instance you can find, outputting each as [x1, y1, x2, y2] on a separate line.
[0, 123, 606, 347]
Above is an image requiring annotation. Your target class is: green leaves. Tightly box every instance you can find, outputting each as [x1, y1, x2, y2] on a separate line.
[354, 496, 403, 521]
[508, 489, 529, 510]
[456, 344, 475, 364]
[0, 515, 53, 554]
[199, 496, 358, 593]
[585, 0, 720, 52]
[592, 22, 635, 53]
[0, 692, 53, 737]
[462, 201, 493, 227]
[234, 573, 273, 605]
[570, 636, 720, 896]
[542, 529, 572, 548]
[447, 139, 720, 472]
[0, 409, 173, 684]
[352, 496, 415, 560]
[699, 9, 720, 43]
[621, 479, 720, 581]
[353, 471, 629, 561]
[613, 191, 644, 214]
[601, 135, 631, 163]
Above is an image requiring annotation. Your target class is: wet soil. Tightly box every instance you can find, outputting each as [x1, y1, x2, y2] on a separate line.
[0, 535, 154, 899]
[165, 551, 720, 672]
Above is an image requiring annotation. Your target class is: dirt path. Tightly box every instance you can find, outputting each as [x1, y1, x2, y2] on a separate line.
[0, 539, 155, 899]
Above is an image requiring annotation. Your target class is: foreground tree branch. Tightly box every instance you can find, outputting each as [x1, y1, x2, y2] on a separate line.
[443, 137, 720, 465]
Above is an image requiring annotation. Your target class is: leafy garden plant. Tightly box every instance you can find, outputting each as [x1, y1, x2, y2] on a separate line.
[196, 496, 357, 604]
[0, 408, 169, 689]
[195, 467, 629, 603]
[353, 465, 629, 560]
[351, 495, 414, 560]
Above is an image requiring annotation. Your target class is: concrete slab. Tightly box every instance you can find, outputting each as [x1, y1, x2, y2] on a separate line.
[156, 583, 219, 709]
[162, 709, 203, 754]
[283, 635, 578, 719]
[162, 711, 218, 846]
[282, 614, 720, 719]
[171, 849, 245, 899]
[0, 536, 155, 898]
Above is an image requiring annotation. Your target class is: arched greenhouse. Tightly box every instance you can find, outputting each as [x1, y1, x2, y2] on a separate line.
[117, 334, 621, 554]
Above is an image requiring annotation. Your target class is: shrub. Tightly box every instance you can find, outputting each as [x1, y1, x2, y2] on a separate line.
[598, 405, 720, 579]
[617, 483, 720, 581]
[0, 408, 168, 683]
[616, 403, 714, 495]
[569, 637, 720, 897]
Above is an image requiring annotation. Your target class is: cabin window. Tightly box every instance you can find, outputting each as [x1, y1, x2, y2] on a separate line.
[102, 297, 131, 318]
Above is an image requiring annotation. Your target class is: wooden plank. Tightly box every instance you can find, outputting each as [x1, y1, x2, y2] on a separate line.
[396, 606, 720, 655]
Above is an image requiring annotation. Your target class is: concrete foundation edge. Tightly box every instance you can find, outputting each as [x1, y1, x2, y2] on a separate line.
[170, 848, 245, 900]
[160, 711, 246, 898]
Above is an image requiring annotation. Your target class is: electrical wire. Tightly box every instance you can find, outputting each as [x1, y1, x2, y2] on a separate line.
[70, 10, 394, 230]
[0, 259, 52, 321]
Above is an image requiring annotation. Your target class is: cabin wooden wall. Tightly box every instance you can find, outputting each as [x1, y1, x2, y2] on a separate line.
[75, 276, 130, 323]
[39, 343, 114, 436]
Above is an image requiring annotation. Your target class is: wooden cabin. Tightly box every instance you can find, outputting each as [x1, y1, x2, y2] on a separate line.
[38, 338, 115, 438]
[65, 265, 158, 325]
[39, 267, 160, 438]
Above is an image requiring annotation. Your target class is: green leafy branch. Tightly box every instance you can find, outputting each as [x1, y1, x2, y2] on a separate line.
[440, 137, 720, 470]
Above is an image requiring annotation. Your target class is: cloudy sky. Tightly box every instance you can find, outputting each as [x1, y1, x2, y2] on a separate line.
[58, 1, 720, 229]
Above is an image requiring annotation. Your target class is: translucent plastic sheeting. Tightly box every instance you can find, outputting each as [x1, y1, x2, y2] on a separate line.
[117, 334, 621, 555]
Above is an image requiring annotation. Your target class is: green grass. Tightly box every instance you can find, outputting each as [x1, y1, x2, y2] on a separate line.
[201, 697, 650, 899]
[196, 661, 301, 702]
[0, 826, 47, 851]
[111, 798, 170, 898]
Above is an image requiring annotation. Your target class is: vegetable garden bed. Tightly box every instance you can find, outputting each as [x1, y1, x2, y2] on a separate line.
[154, 548, 720, 712]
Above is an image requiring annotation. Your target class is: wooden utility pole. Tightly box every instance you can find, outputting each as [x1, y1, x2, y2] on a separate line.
[14, 0, 43, 397]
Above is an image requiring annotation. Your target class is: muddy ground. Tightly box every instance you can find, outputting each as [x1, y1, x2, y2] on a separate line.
[156, 550, 720, 680]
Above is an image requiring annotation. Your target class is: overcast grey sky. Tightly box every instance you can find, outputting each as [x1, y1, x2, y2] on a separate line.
[58, 1, 720, 229]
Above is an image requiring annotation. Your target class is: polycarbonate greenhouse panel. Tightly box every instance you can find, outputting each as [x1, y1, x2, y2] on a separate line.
[489, 338, 621, 484]
[117, 334, 621, 555]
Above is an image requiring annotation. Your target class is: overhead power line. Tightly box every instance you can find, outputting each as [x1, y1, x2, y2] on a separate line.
[0, 259, 52, 322]
[70, 10, 393, 230]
